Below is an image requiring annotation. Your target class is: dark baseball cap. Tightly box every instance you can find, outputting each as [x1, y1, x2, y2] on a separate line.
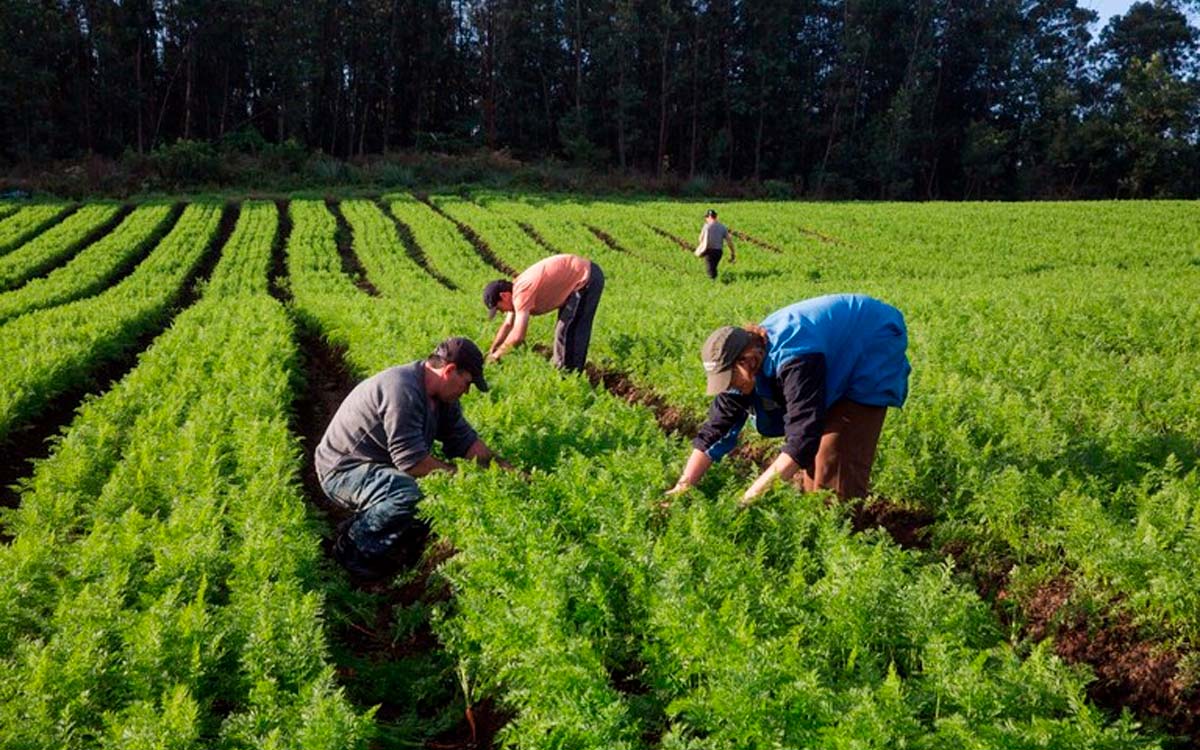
[432, 337, 489, 392]
[482, 280, 512, 320]
[705, 208, 718, 218]
[700, 326, 751, 395]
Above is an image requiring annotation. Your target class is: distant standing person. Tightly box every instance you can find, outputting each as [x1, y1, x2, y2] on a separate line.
[316, 337, 509, 578]
[483, 253, 605, 371]
[667, 294, 911, 505]
[695, 208, 736, 280]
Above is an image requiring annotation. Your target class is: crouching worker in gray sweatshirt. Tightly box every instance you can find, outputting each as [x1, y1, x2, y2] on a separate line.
[315, 337, 510, 579]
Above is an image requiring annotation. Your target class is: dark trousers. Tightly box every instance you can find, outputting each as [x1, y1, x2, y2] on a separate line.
[553, 261, 605, 371]
[320, 463, 422, 567]
[799, 399, 888, 500]
[701, 248, 722, 279]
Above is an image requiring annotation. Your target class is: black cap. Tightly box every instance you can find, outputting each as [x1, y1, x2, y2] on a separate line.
[705, 208, 718, 218]
[482, 280, 512, 320]
[432, 337, 489, 392]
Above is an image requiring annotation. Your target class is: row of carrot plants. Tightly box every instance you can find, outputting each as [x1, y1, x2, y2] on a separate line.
[0, 203, 121, 291]
[0, 203, 216, 442]
[301, 194, 1164, 747]
[0, 203, 72, 255]
[0, 201, 367, 748]
[0, 203, 177, 325]
[479, 194, 1200, 646]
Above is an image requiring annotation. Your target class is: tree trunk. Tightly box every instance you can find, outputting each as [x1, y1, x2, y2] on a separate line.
[135, 35, 144, 154]
[382, 0, 400, 151]
[754, 75, 765, 180]
[219, 62, 230, 137]
[721, 0, 734, 178]
[574, 0, 583, 115]
[482, 6, 497, 149]
[617, 49, 627, 170]
[688, 20, 699, 178]
[184, 38, 194, 140]
[818, 3, 852, 191]
[657, 28, 670, 177]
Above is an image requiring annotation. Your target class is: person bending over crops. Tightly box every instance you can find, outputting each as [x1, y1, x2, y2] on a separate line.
[316, 337, 510, 579]
[483, 253, 605, 371]
[667, 294, 911, 505]
[694, 208, 736, 280]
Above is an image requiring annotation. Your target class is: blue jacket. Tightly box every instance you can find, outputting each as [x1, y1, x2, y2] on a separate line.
[761, 294, 910, 408]
[695, 294, 910, 464]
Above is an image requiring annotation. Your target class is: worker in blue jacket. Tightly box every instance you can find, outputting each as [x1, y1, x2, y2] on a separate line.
[667, 294, 911, 505]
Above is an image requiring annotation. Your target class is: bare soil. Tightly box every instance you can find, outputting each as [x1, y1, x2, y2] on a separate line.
[417, 194, 517, 277]
[325, 199, 381, 296]
[730, 229, 783, 253]
[1011, 577, 1200, 741]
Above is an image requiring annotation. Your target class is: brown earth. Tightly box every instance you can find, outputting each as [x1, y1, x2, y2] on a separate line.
[325, 198, 381, 296]
[730, 229, 783, 253]
[417, 194, 518, 277]
[1008, 577, 1200, 740]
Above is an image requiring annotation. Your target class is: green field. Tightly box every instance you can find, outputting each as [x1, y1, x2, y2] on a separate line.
[0, 195, 1197, 748]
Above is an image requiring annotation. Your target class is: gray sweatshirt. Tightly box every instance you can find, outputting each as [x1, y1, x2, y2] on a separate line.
[315, 360, 478, 480]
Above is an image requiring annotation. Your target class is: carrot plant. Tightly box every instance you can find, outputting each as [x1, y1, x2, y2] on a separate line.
[0, 202, 121, 291]
[0, 202, 177, 324]
[0, 203, 217, 441]
[0, 201, 368, 748]
[0, 203, 72, 255]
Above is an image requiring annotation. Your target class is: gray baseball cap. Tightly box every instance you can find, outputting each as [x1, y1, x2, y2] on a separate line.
[700, 326, 752, 395]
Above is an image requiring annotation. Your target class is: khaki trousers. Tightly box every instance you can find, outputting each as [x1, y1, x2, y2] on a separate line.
[799, 399, 888, 500]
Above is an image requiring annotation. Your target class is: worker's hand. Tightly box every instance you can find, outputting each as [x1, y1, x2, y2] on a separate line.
[665, 481, 692, 497]
[486, 352, 502, 365]
[694, 247, 706, 257]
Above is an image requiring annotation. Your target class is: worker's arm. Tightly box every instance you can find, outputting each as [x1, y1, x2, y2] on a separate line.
[406, 454, 457, 477]
[666, 449, 713, 495]
[740, 356, 826, 505]
[666, 392, 750, 497]
[489, 310, 531, 362]
[741, 452, 799, 504]
[488, 312, 515, 356]
[464, 438, 515, 471]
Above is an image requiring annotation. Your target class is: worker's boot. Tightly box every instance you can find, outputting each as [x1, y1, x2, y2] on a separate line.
[332, 528, 390, 581]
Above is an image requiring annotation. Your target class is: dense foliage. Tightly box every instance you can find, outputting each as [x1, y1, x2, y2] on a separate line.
[0, 193, 1196, 746]
[0, 201, 367, 748]
[2, 1, 1200, 197]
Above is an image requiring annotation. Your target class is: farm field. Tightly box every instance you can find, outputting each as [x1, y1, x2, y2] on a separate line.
[0, 195, 1197, 748]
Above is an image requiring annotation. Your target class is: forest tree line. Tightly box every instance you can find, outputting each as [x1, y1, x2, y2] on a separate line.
[2, 0, 1198, 198]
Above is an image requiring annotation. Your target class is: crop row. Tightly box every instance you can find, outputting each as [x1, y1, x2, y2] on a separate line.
[0, 203, 218, 442]
[468, 194, 1200, 646]
[0, 203, 177, 325]
[429, 194, 551, 272]
[0, 201, 367, 748]
[0, 203, 122, 292]
[304, 196, 1164, 748]
[387, 194, 497, 288]
[0, 204, 73, 255]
